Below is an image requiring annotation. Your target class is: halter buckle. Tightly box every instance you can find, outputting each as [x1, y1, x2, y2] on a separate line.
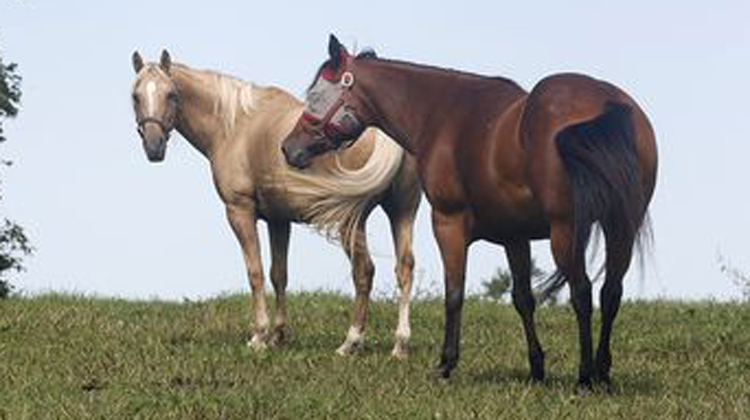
[341, 72, 355, 88]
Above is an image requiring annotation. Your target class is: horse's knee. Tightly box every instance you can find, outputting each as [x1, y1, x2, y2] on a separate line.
[247, 268, 265, 291]
[400, 251, 415, 271]
[395, 252, 414, 286]
[270, 264, 287, 291]
[569, 278, 593, 318]
[445, 287, 465, 314]
[512, 288, 536, 314]
[600, 278, 622, 303]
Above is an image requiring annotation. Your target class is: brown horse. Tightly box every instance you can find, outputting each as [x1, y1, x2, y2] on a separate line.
[130, 50, 421, 358]
[283, 35, 657, 390]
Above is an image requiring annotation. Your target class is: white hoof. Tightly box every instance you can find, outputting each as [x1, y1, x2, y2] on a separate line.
[336, 339, 363, 356]
[391, 339, 409, 360]
[336, 326, 365, 356]
[247, 334, 268, 351]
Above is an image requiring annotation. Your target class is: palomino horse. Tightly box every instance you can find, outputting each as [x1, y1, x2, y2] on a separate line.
[283, 36, 657, 390]
[130, 50, 421, 358]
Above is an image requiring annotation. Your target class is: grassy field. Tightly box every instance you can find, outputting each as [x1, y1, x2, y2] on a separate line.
[0, 293, 748, 419]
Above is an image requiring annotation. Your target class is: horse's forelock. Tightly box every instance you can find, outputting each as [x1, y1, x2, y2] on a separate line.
[307, 59, 334, 93]
[133, 65, 168, 90]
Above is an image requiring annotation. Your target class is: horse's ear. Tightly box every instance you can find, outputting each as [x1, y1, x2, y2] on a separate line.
[132, 51, 145, 73]
[328, 34, 349, 69]
[160, 49, 172, 73]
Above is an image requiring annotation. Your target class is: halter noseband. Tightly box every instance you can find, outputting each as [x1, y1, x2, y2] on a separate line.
[136, 116, 171, 137]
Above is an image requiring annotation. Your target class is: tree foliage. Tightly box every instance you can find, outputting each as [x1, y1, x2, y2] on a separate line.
[718, 253, 750, 301]
[0, 46, 31, 298]
[0, 219, 31, 297]
[0, 55, 22, 143]
[482, 258, 560, 305]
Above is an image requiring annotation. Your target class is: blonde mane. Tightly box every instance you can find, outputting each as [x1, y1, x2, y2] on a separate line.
[171, 64, 258, 135]
[207, 71, 257, 135]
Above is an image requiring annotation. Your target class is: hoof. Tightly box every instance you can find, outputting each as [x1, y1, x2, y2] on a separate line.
[335, 340, 363, 356]
[269, 325, 291, 347]
[434, 360, 454, 381]
[529, 351, 545, 383]
[247, 334, 269, 351]
[528, 373, 545, 384]
[390, 340, 409, 360]
[529, 365, 545, 383]
[594, 375, 614, 394]
[391, 349, 409, 361]
[430, 367, 451, 384]
[576, 379, 593, 396]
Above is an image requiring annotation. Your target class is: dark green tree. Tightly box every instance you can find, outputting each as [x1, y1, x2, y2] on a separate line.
[0, 45, 31, 298]
[482, 258, 560, 305]
[0, 54, 22, 142]
[482, 267, 513, 301]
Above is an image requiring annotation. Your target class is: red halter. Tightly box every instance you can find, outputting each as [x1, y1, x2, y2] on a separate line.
[300, 57, 359, 147]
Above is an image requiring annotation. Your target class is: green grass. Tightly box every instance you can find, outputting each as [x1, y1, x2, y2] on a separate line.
[1, 293, 749, 419]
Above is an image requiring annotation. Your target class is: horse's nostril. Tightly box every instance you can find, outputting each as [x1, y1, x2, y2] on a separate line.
[282, 144, 304, 167]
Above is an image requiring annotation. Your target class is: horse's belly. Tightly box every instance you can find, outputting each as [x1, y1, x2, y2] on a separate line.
[468, 186, 550, 243]
[254, 187, 307, 223]
[474, 217, 550, 243]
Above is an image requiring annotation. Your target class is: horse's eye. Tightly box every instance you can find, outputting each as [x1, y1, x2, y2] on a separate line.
[132, 93, 140, 104]
[167, 92, 178, 102]
[308, 91, 322, 103]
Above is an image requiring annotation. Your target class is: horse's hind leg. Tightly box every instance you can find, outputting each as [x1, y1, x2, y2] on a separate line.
[268, 221, 291, 346]
[594, 222, 635, 387]
[550, 221, 593, 390]
[387, 211, 415, 360]
[381, 155, 420, 359]
[337, 221, 374, 356]
[505, 240, 545, 381]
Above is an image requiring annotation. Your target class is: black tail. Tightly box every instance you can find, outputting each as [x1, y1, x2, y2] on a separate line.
[537, 102, 650, 299]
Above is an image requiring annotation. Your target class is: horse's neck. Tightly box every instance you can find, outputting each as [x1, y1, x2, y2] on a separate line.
[359, 59, 525, 153]
[170, 66, 226, 159]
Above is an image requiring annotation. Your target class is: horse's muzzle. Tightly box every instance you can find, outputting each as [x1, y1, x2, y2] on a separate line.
[140, 125, 168, 163]
[281, 142, 311, 169]
[144, 140, 166, 162]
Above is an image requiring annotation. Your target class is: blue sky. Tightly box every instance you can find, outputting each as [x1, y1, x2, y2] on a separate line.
[1, 1, 749, 300]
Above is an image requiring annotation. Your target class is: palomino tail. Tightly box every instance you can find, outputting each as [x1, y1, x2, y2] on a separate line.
[537, 102, 652, 299]
[283, 130, 404, 251]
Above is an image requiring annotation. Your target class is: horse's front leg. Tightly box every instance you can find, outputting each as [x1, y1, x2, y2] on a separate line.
[226, 204, 271, 350]
[433, 210, 469, 379]
[268, 221, 291, 346]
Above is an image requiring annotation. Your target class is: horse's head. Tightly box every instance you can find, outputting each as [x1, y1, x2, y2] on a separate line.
[282, 35, 372, 169]
[131, 50, 179, 163]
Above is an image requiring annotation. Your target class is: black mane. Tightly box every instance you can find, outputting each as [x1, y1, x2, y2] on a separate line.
[306, 47, 522, 94]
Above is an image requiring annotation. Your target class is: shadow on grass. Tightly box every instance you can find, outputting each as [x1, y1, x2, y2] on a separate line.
[471, 366, 662, 396]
